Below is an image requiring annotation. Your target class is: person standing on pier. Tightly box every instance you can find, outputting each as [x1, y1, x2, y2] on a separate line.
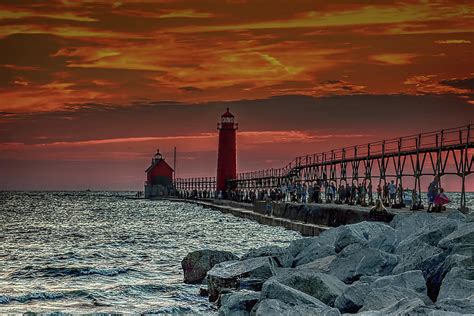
[302, 183, 308, 203]
[388, 180, 397, 206]
[427, 176, 440, 212]
[377, 183, 382, 201]
[397, 183, 404, 205]
[337, 184, 345, 203]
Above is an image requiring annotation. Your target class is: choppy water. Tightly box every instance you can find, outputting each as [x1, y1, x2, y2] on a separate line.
[0, 192, 301, 314]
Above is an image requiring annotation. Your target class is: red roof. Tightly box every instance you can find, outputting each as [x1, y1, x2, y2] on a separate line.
[145, 158, 174, 173]
[221, 107, 234, 117]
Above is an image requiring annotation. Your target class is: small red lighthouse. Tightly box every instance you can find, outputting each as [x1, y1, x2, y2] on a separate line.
[216, 108, 238, 192]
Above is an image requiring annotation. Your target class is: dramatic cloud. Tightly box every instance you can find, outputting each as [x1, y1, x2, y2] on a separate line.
[0, 1, 473, 190]
[440, 77, 474, 91]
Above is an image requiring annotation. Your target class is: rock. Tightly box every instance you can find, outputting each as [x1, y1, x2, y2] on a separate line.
[334, 270, 428, 313]
[360, 286, 427, 312]
[316, 225, 344, 246]
[438, 267, 474, 303]
[356, 297, 426, 315]
[435, 298, 474, 314]
[270, 269, 347, 306]
[218, 290, 260, 316]
[241, 245, 294, 268]
[293, 242, 335, 267]
[390, 213, 439, 238]
[371, 270, 427, 295]
[252, 299, 288, 316]
[253, 299, 341, 316]
[296, 255, 336, 273]
[392, 238, 446, 276]
[181, 249, 238, 284]
[287, 237, 318, 257]
[238, 277, 265, 291]
[426, 254, 471, 302]
[334, 280, 372, 313]
[329, 243, 398, 283]
[438, 222, 474, 251]
[447, 211, 467, 221]
[259, 279, 341, 315]
[207, 256, 276, 302]
[334, 221, 398, 253]
[401, 217, 458, 247]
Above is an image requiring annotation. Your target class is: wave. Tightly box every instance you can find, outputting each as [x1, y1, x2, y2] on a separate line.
[0, 289, 92, 304]
[142, 306, 195, 314]
[10, 266, 132, 278]
[116, 283, 178, 294]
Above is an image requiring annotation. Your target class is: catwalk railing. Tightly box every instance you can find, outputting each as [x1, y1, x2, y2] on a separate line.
[174, 177, 217, 198]
[175, 124, 474, 208]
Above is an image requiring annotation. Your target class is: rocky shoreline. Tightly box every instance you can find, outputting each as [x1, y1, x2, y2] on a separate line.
[181, 211, 473, 315]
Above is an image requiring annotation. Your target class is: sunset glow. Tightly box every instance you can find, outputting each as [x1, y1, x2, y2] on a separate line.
[1, 0, 473, 190]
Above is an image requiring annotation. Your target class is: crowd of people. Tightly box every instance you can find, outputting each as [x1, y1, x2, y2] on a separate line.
[176, 176, 450, 212]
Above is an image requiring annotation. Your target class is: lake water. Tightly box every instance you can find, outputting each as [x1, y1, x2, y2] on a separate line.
[1, 191, 472, 314]
[0, 192, 300, 314]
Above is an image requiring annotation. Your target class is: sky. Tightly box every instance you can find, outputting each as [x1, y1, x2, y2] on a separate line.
[0, 0, 473, 191]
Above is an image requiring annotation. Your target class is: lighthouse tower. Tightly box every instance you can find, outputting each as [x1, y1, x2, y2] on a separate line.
[216, 108, 238, 193]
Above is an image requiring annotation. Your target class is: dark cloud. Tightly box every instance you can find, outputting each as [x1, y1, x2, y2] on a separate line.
[179, 86, 203, 92]
[1, 94, 472, 145]
[440, 78, 474, 91]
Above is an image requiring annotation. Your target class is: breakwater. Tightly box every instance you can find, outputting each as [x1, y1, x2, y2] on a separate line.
[181, 210, 474, 315]
[167, 198, 404, 236]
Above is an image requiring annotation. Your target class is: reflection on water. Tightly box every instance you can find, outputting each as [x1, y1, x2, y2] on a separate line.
[0, 192, 300, 314]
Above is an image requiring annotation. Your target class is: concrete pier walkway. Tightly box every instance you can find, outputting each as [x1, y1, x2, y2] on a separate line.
[163, 198, 458, 236]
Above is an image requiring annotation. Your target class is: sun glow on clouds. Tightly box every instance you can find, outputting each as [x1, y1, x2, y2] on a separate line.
[0, 131, 372, 161]
[0, 0, 473, 113]
[0, 0, 474, 188]
[0, 1, 474, 111]
[370, 53, 418, 65]
[434, 39, 471, 44]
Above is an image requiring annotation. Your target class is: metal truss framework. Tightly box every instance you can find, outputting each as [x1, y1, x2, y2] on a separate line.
[176, 125, 473, 208]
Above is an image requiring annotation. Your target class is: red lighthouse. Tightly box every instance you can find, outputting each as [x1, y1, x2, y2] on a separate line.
[216, 108, 238, 192]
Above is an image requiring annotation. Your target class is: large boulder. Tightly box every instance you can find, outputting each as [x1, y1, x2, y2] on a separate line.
[334, 221, 398, 253]
[218, 290, 260, 316]
[392, 238, 446, 276]
[253, 299, 340, 316]
[334, 270, 428, 313]
[438, 222, 474, 251]
[296, 255, 336, 273]
[181, 249, 238, 284]
[371, 270, 427, 294]
[437, 267, 474, 314]
[258, 279, 341, 315]
[241, 245, 294, 268]
[360, 286, 427, 312]
[329, 243, 398, 283]
[447, 211, 467, 222]
[293, 242, 335, 267]
[270, 269, 347, 306]
[356, 297, 426, 316]
[287, 237, 318, 257]
[390, 213, 439, 238]
[401, 217, 458, 247]
[426, 254, 471, 302]
[207, 256, 275, 302]
[334, 279, 372, 313]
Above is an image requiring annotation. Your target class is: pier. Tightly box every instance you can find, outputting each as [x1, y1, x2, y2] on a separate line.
[174, 124, 473, 211]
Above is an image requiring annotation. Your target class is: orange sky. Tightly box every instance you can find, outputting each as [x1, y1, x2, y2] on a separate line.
[0, 0, 473, 190]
